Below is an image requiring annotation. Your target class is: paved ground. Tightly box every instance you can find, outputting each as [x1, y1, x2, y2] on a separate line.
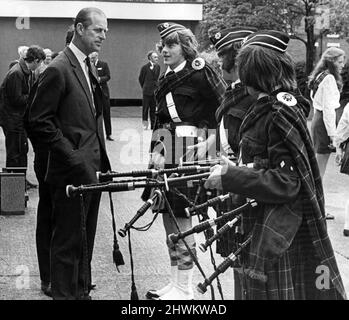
[0, 106, 348, 300]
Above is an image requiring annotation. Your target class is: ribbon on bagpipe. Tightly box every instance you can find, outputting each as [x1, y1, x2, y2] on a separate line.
[108, 192, 125, 271]
[128, 230, 138, 300]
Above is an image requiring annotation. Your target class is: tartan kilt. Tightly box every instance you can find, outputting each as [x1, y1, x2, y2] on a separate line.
[234, 217, 344, 300]
[215, 193, 245, 260]
[143, 128, 207, 218]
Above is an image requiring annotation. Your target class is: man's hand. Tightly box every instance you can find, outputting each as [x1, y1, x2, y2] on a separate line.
[187, 134, 216, 159]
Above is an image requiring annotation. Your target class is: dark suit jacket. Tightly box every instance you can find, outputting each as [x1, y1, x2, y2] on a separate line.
[95, 60, 110, 98]
[138, 62, 160, 96]
[27, 46, 111, 186]
[0, 58, 30, 129]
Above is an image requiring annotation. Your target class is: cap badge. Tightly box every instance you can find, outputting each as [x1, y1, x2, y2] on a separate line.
[215, 32, 221, 40]
[164, 22, 169, 28]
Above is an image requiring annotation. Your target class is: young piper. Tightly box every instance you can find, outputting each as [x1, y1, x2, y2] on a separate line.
[206, 27, 257, 299]
[204, 30, 346, 300]
[144, 22, 226, 300]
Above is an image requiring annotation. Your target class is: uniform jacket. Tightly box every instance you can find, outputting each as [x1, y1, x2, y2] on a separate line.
[27, 46, 111, 187]
[138, 62, 160, 96]
[221, 90, 346, 299]
[95, 59, 110, 98]
[155, 62, 223, 130]
[216, 83, 256, 155]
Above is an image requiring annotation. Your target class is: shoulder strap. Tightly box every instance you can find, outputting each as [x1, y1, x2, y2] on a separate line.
[219, 117, 234, 155]
[311, 71, 330, 99]
[165, 92, 182, 123]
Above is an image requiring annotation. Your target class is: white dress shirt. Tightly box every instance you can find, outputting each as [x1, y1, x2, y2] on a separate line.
[335, 103, 349, 147]
[165, 60, 186, 76]
[311, 73, 340, 137]
[68, 42, 93, 95]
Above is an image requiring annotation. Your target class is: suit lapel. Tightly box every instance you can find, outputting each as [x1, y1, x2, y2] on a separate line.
[64, 47, 95, 117]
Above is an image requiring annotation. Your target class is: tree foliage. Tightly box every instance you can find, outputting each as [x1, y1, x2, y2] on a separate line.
[198, 0, 336, 77]
[329, 0, 349, 37]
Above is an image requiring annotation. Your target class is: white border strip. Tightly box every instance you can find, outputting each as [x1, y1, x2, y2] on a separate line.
[0, 1, 203, 20]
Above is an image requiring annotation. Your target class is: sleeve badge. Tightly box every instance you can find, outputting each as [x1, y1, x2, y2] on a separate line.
[276, 92, 297, 107]
[192, 57, 205, 70]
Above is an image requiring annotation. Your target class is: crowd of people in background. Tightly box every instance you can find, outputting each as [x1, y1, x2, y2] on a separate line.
[0, 6, 348, 301]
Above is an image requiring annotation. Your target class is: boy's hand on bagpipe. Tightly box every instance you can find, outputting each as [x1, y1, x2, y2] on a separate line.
[204, 156, 233, 190]
[150, 152, 165, 170]
[187, 141, 207, 159]
[204, 165, 223, 190]
[187, 135, 215, 160]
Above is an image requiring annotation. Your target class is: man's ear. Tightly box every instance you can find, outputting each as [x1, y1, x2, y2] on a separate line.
[75, 23, 84, 36]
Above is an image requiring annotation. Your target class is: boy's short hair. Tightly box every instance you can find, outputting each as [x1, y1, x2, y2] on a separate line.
[24, 45, 46, 62]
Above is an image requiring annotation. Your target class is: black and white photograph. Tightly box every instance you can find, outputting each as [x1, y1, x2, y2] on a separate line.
[0, 0, 348, 307]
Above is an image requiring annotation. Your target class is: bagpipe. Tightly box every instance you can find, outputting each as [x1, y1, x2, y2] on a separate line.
[66, 155, 256, 300]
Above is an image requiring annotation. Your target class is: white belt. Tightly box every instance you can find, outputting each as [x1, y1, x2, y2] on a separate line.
[219, 118, 234, 155]
[175, 125, 198, 138]
[165, 92, 181, 123]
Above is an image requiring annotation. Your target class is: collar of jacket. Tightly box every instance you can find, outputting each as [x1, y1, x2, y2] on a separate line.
[18, 58, 31, 76]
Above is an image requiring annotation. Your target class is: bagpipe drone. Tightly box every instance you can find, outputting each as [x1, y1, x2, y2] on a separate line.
[66, 156, 257, 300]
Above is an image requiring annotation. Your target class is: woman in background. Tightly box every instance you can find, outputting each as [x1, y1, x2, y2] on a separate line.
[308, 47, 345, 220]
[308, 49, 345, 174]
[334, 103, 349, 237]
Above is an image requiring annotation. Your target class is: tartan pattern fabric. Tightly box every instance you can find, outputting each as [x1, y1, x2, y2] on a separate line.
[176, 245, 196, 270]
[237, 92, 346, 299]
[271, 98, 346, 299]
[235, 228, 343, 300]
[166, 237, 178, 266]
[215, 83, 250, 122]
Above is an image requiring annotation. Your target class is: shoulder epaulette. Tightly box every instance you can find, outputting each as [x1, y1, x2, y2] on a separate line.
[276, 92, 297, 107]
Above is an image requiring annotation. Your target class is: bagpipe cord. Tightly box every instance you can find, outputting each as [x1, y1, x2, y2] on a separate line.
[79, 194, 90, 299]
[172, 186, 224, 300]
[128, 230, 139, 300]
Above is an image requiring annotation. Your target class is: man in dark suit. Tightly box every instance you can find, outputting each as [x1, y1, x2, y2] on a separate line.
[90, 51, 113, 140]
[138, 50, 160, 130]
[0, 45, 45, 189]
[27, 7, 111, 300]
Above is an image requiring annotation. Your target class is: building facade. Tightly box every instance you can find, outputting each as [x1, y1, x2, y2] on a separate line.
[0, 0, 203, 103]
